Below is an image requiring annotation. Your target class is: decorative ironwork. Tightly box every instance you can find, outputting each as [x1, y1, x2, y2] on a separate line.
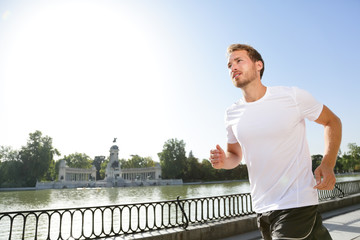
[176, 196, 189, 229]
[0, 180, 359, 239]
[318, 180, 360, 201]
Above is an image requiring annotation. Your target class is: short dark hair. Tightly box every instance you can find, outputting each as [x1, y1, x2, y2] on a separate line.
[227, 44, 265, 79]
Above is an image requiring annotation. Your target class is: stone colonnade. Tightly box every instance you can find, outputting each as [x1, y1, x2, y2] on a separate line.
[58, 160, 97, 182]
[121, 165, 162, 181]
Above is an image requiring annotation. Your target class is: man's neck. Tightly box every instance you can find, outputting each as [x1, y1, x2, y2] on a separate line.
[241, 82, 267, 103]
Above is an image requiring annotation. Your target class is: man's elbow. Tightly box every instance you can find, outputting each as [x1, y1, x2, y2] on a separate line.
[332, 114, 342, 130]
[329, 114, 342, 141]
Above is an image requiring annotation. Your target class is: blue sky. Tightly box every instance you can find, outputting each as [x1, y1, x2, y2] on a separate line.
[0, 0, 359, 162]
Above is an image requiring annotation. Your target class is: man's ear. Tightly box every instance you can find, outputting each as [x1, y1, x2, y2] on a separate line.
[256, 61, 263, 72]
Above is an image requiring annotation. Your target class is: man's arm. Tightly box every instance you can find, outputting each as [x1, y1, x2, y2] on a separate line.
[314, 105, 342, 190]
[210, 142, 242, 169]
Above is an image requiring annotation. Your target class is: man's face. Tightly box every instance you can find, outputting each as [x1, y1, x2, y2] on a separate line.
[227, 50, 260, 89]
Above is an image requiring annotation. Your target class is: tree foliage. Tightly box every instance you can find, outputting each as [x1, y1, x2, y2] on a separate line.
[0, 146, 20, 162]
[347, 143, 360, 171]
[158, 138, 186, 179]
[61, 153, 92, 169]
[183, 151, 202, 181]
[312, 143, 360, 173]
[157, 139, 249, 182]
[19, 131, 60, 186]
[337, 143, 360, 172]
[312, 154, 323, 172]
[1, 132, 359, 188]
[120, 155, 155, 169]
[0, 147, 23, 187]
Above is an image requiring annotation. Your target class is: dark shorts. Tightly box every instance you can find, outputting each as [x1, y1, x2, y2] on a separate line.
[257, 205, 332, 240]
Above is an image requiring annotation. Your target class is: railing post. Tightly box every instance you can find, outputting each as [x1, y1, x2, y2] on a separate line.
[335, 184, 345, 198]
[176, 196, 189, 229]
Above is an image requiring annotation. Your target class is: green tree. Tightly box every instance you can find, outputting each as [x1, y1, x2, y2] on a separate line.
[0, 146, 23, 187]
[0, 160, 24, 187]
[61, 153, 92, 169]
[227, 164, 249, 180]
[158, 138, 186, 179]
[42, 159, 57, 181]
[337, 143, 360, 172]
[311, 154, 323, 172]
[199, 159, 217, 181]
[348, 143, 360, 171]
[0, 146, 20, 162]
[121, 155, 156, 169]
[119, 158, 128, 168]
[312, 151, 345, 174]
[183, 151, 202, 182]
[20, 131, 60, 187]
[339, 154, 353, 172]
[334, 149, 344, 174]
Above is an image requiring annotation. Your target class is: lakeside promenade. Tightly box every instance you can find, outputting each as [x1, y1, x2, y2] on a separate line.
[225, 203, 360, 240]
[104, 192, 360, 240]
[1, 178, 359, 239]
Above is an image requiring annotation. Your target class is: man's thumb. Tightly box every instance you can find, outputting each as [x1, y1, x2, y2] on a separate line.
[216, 144, 224, 153]
[314, 169, 321, 185]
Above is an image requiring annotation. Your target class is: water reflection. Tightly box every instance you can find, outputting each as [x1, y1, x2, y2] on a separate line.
[0, 189, 51, 212]
[183, 181, 250, 198]
[104, 188, 120, 202]
[158, 185, 188, 200]
[0, 181, 250, 212]
[1, 175, 359, 213]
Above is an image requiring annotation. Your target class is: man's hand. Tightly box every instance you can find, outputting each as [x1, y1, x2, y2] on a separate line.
[209, 145, 225, 169]
[313, 162, 336, 190]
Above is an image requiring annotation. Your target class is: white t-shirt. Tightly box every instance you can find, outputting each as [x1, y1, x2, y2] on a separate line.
[225, 86, 323, 213]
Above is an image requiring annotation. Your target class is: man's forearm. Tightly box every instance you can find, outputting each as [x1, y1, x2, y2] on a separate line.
[322, 115, 342, 168]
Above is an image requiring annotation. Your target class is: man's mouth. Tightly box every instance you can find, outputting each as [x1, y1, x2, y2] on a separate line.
[233, 72, 241, 78]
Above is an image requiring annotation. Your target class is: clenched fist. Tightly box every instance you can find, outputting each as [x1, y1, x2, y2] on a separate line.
[209, 144, 225, 169]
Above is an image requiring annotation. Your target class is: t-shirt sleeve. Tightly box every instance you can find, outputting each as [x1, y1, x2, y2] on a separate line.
[294, 87, 323, 121]
[226, 125, 238, 144]
[225, 110, 238, 144]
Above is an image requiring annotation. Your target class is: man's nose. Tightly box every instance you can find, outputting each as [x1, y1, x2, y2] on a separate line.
[231, 64, 238, 72]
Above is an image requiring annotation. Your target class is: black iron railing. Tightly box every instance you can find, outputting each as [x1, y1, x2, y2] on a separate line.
[0, 193, 253, 239]
[318, 179, 360, 201]
[0, 180, 359, 239]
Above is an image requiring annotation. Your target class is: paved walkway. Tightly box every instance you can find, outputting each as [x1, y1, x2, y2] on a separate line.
[222, 203, 360, 240]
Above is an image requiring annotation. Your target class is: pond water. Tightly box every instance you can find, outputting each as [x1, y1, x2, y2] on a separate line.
[0, 174, 359, 213]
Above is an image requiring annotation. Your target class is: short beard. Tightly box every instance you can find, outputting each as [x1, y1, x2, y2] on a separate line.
[234, 78, 252, 88]
[233, 68, 258, 89]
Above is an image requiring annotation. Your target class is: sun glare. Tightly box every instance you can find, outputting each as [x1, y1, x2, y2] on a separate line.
[2, 10, 11, 20]
[2, 1, 169, 158]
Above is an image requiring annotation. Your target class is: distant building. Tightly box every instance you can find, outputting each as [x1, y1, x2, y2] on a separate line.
[36, 141, 181, 190]
[104, 144, 162, 186]
[58, 160, 97, 182]
[121, 164, 161, 181]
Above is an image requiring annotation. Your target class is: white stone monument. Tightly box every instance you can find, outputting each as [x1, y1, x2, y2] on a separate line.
[105, 143, 121, 183]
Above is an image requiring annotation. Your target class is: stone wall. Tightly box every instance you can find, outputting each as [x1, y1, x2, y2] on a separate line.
[35, 179, 183, 190]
